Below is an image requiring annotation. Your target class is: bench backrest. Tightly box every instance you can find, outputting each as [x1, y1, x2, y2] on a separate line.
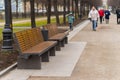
[14, 28, 44, 53]
[44, 24, 58, 37]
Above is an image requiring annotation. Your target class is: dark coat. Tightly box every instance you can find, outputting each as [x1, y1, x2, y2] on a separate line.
[116, 9, 120, 18]
[104, 10, 110, 19]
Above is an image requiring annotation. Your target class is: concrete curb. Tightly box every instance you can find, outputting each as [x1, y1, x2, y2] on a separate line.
[0, 62, 17, 77]
[74, 20, 89, 27]
[68, 20, 90, 41]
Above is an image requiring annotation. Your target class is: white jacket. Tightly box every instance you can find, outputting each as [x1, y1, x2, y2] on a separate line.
[88, 9, 99, 20]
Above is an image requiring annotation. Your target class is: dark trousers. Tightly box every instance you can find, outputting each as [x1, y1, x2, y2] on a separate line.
[69, 23, 73, 30]
[117, 17, 120, 24]
[100, 16, 103, 24]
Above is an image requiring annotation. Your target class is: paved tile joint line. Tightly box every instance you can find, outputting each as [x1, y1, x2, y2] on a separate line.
[0, 20, 89, 80]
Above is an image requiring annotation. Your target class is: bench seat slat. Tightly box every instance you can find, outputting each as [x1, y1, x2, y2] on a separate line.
[49, 33, 67, 41]
[22, 41, 57, 55]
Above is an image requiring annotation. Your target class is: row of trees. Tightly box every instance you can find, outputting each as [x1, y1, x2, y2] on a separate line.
[107, 0, 120, 8]
[107, 0, 120, 11]
[46, 0, 102, 25]
[2, 0, 103, 50]
[12, 0, 102, 25]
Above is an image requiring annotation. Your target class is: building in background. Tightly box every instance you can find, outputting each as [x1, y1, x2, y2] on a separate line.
[0, 0, 24, 12]
[103, 0, 107, 9]
[0, 0, 24, 19]
[11, 0, 24, 13]
[0, 0, 4, 11]
[0, 0, 5, 19]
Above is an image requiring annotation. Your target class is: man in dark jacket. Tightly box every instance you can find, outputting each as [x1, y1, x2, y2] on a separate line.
[104, 9, 111, 24]
[116, 8, 120, 24]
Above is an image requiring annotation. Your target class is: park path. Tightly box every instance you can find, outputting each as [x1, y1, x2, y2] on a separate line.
[28, 14, 120, 80]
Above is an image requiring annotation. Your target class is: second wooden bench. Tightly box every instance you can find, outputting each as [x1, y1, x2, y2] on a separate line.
[44, 24, 69, 51]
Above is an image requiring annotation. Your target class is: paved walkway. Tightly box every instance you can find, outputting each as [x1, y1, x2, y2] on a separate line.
[27, 14, 120, 80]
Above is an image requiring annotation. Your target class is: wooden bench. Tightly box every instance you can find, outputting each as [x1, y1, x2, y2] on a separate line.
[44, 24, 68, 51]
[14, 28, 57, 69]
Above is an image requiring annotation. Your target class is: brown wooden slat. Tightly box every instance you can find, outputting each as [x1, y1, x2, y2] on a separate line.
[23, 41, 56, 54]
[15, 30, 28, 52]
[14, 27, 57, 54]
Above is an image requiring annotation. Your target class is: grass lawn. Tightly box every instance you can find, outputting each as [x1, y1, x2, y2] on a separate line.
[0, 17, 66, 40]
[0, 16, 45, 22]
[0, 29, 3, 40]
[13, 17, 64, 27]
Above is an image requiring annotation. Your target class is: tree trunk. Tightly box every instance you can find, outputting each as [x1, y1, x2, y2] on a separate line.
[75, 0, 79, 19]
[67, 0, 70, 13]
[36, 2, 39, 16]
[24, 0, 27, 18]
[83, 3, 86, 16]
[47, 0, 51, 24]
[30, 0, 36, 28]
[74, 0, 77, 19]
[80, 1, 84, 17]
[79, 0, 82, 19]
[63, 0, 66, 24]
[72, 0, 74, 12]
[53, 0, 60, 25]
[16, 0, 18, 18]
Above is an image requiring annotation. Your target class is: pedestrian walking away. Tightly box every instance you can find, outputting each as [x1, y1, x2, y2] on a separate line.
[67, 12, 75, 31]
[98, 8, 104, 24]
[104, 9, 111, 24]
[88, 6, 99, 31]
[116, 7, 120, 24]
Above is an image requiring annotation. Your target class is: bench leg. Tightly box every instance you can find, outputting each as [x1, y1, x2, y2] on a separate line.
[41, 51, 49, 62]
[17, 55, 41, 69]
[50, 47, 56, 56]
[61, 40, 64, 47]
[56, 41, 61, 51]
[65, 37, 68, 44]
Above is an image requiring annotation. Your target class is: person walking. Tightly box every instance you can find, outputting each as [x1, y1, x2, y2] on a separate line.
[116, 7, 120, 24]
[98, 8, 104, 24]
[104, 9, 111, 24]
[67, 12, 75, 30]
[88, 6, 99, 31]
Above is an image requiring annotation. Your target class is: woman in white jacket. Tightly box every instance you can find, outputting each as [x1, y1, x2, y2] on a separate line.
[88, 6, 99, 31]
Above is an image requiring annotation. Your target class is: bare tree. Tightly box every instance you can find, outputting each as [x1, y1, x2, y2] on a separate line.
[23, 0, 27, 18]
[30, 0, 36, 28]
[63, 0, 66, 24]
[107, 0, 120, 10]
[53, 0, 60, 25]
[47, 0, 51, 24]
[15, 0, 18, 18]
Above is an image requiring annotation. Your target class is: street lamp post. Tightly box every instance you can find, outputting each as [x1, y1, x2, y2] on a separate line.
[2, 0, 13, 50]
